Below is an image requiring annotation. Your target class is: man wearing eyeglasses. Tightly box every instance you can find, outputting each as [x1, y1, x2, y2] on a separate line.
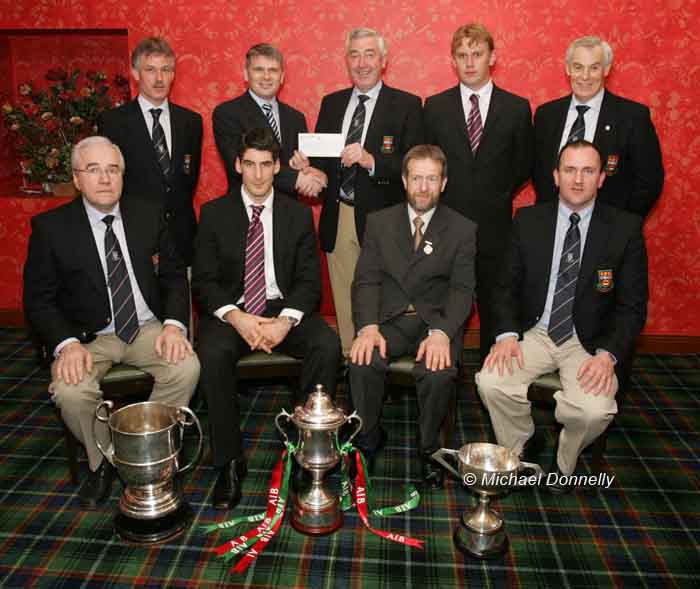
[99, 37, 203, 264]
[23, 135, 200, 510]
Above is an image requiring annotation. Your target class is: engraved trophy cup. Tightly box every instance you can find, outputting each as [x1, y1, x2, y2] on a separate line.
[275, 385, 362, 535]
[94, 401, 203, 544]
[432, 442, 543, 558]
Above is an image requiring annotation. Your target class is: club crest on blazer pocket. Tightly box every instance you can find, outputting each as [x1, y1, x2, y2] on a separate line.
[152, 253, 160, 276]
[595, 268, 613, 293]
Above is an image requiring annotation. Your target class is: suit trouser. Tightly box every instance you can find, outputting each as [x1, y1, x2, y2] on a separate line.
[475, 327, 618, 475]
[50, 320, 201, 472]
[349, 314, 462, 454]
[476, 249, 504, 363]
[197, 306, 341, 467]
[326, 201, 361, 356]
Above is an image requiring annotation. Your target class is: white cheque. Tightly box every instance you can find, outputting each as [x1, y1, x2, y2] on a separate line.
[298, 133, 345, 157]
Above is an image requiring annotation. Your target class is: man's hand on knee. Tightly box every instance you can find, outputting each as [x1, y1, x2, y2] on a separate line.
[484, 336, 523, 376]
[350, 324, 386, 366]
[155, 324, 194, 364]
[416, 331, 451, 372]
[54, 342, 93, 385]
[577, 352, 615, 396]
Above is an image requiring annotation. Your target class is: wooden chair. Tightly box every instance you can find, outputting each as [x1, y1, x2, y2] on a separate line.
[528, 371, 607, 474]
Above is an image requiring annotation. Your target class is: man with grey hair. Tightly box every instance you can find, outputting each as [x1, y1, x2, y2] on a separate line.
[213, 43, 325, 196]
[99, 36, 203, 264]
[24, 135, 200, 510]
[533, 35, 664, 218]
[302, 27, 423, 356]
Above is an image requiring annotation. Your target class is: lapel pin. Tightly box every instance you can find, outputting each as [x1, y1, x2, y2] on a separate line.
[604, 124, 611, 131]
[423, 241, 433, 255]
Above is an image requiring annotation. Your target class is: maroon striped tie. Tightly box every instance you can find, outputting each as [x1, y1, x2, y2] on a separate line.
[243, 205, 266, 315]
[466, 93, 483, 155]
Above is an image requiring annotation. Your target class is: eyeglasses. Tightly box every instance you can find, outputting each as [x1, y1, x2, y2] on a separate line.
[73, 165, 123, 178]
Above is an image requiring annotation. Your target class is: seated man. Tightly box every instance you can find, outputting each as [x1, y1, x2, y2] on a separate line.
[476, 140, 648, 493]
[192, 128, 341, 510]
[24, 136, 200, 509]
[349, 144, 477, 489]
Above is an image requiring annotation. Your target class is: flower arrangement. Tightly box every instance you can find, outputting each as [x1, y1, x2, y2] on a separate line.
[2, 68, 130, 186]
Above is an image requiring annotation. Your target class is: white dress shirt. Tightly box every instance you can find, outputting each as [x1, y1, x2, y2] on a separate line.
[138, 94, 172, 155]
[248, 90, 282, 143]
[460, 79, 494, 127]
[407, 204, 437, 235]
[558, 89, 605, 152]
[214, 187, 303, 325]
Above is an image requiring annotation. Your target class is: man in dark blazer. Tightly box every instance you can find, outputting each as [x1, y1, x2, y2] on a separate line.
[212, 43, 326, 197]
[533, 36, 664, 218]
[477, 140, 648, 493]
[99, 37, 203, 264]
[24, 136, 200, 509]
[424, 23, 534, 362]
[192, 128, 341, 510]
[302, 27, 423, 355]
[349, 145, 476, 489]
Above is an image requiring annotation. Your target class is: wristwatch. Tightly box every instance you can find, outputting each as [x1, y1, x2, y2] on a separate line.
[281, 315, 298, 327]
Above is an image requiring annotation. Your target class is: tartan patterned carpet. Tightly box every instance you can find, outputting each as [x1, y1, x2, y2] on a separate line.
[0, 327, 698, 588]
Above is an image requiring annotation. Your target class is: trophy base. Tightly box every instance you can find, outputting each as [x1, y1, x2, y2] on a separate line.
[290, 498, 343, 536]
[454, 520, 509, 559]
[115, 502, 193, 545]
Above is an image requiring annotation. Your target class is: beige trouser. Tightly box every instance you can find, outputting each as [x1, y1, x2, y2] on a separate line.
[475, 327, 618, 475]
[326, 202, 361, 356]
[49, 320, 200, 471]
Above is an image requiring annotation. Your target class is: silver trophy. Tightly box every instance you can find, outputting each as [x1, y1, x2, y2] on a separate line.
[433, 442, 543, 558]
[275, 385, 362, 535]
[94, 401, 203, 544]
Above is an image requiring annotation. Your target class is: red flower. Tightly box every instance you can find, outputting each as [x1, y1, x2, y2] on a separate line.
[44, 118, 59, 132]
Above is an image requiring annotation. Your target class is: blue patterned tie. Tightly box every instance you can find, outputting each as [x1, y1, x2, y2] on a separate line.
[262, 103, 281, 144]
[567, 105, 590, 143]
[548, 212, 581, 346]
[339, 94, 369, 202]
[150, 108, 171, 177]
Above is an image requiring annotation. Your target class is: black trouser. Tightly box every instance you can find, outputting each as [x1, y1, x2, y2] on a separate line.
[197, 305, 341, 467]
[476, 249, 504, 363]
[348, 314, 462, 454]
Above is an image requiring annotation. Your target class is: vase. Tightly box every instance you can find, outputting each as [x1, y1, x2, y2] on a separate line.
[49, 182, 78, 197]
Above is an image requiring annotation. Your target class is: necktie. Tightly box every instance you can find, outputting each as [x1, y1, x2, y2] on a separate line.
[262, 103, 281, 144]
[548, 212, 581, 346]
[102, 215, 139, 344]
[243, 205, 266, 316]
[413, 216, 424, 252]
[467, 93, 483, 155]
[567, 105, 590, 143]
[339, 94, 370, 202]
[150, 108, 171, 177]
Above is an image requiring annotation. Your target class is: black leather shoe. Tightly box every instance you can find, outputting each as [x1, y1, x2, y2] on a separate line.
[213, 459, 248, 510]
[421, 452, 445, 490]
[519, 431, 545, 477]
[547, 465, 574, 495]
[79, 460, 116, 509]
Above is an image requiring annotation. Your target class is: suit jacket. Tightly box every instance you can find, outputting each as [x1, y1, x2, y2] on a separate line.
[23, 198, 189, 353]
[212, 92, 308, 194]
[533, 90, 664, 218]
[315, 84, 423, 251]
[493, 201, 648, 378]
[352, 203, 477, 342]
[424, 84, 533, 256]
[192, 190, 321, 317]
[98, 99, 203, 263]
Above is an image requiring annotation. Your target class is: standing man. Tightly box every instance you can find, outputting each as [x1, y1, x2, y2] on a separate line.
[99, 37, 203, 264]
[533, 36, 664, 218]
[477, 140, 648, 493]
[213, 43, 326, 197]
[309, 28, 423, 356]
[349, 145, 476, 488]
[192, 128, 341, 510]
[424, 23, 534, 362]
[24, 136, 200, 509]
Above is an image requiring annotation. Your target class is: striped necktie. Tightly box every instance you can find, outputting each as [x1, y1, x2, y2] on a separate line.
[467, 93, 483, 155]
[262, 103, 281, 144]
[102, 215, 139, 344]
[548, 212, 581, 346]
[567, 105, 590, 143]
[243, 205, 266, 316]
[339, 94, 369, 202]
[150, 108, 171, 177]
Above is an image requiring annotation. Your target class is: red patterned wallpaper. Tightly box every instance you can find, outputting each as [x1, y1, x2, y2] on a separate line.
[1, 0, 699, 336]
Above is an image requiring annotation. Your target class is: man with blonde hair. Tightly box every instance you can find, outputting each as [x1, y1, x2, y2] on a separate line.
[533, 35, 664, 218]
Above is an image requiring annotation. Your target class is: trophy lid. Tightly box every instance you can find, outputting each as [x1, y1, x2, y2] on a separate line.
[292, 385, 347, 430]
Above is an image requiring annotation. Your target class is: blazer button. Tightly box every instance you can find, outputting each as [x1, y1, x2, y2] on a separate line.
[106, 316, 111, 324]
[165, 211, 172, 220]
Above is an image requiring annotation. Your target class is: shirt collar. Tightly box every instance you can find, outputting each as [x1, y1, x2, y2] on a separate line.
[83, 198, 121, 228]
[352, 80, 383, 101]
[248, 89, 278, 109]
[241, 185, 274, 210]
[557, 199, 595, 223]
[460, 79, 493, 102]
[138, 95, 170, 118]
[571, 88, 605, 111]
